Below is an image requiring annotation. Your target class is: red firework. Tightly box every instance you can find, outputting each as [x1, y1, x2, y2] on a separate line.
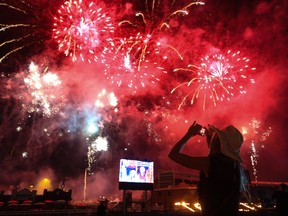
[171, 50, 256, 110]
[104, 32, 166, 92]
[104, 1, 204, 92]
[52, 0, 115, 63]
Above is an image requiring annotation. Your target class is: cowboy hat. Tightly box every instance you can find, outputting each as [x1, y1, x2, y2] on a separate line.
[208, 125, 243, 163]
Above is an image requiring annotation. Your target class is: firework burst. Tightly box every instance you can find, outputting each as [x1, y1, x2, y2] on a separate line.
[20, 62, 65, 117]
[87, 135, 108, 172]
[104, 33, 164, 92]
[95, 88, 118, 109]
[171, 50, 256, 110]
[104, 1, 204, 92]
[52, 0, 115, 63]
[62, 88, 118, 172]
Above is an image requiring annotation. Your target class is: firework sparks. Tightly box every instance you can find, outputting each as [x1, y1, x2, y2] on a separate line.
[104, 33, 164, 91]
[104, 1, 204, 92]
[53, 0, 115, 63]
[250, 140, 259, 181]
[95, 89, 118, 108]
[0, 1, 53, 65]
[91, 136, 108, 152]
[21, 62, 64, 117]
[242, 118, 273, 182]
[65, 88, 118, 172]
[0, 2, 27, 14]
[171, 50, 256, 110]
[87, 136, 108, 171]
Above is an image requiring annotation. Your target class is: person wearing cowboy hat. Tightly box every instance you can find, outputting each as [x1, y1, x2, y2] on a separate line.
[168, 121, 248, 216]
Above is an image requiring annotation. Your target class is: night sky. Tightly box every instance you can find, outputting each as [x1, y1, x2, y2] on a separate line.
[0, 0, 287, 200]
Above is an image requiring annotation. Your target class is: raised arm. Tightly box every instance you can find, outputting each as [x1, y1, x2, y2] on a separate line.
[168, 122, 209, 173]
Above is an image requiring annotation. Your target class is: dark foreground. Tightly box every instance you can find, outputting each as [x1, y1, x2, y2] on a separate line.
[0, 209, 277, 216]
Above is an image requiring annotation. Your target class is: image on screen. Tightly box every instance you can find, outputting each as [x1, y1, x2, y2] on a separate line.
[119, 159, 154, 184]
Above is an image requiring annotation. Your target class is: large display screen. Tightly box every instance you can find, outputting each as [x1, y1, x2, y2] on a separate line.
[119, 159, 154, 190]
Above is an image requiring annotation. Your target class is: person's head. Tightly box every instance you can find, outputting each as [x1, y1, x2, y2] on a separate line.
[139, 166, 146, 174]
[207, 125, 244, 163]
[280, 183, 287, 190]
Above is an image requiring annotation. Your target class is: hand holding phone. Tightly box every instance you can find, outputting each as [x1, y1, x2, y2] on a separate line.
[187, 121, 203, 136]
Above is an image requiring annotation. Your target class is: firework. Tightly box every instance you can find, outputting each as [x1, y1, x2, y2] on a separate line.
[104, 33, 164, 91]
[91, 136, 108, 152]
[65, 88, 118, 172]
[87, 135, 108, 171]
[241, 118, 272, 182]
[83, 168, 88, 200]
[95, 89, 118, 108]
[53, 0, 115, 63]
[0, 1, 50, 64]
[104, 1, 204, 92]
[250, 140, 258, 181]
[21, 62, 64, 117]
[171, 50, 256, 110]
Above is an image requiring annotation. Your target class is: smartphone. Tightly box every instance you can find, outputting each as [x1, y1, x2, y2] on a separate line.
[199, 127, 206, 136]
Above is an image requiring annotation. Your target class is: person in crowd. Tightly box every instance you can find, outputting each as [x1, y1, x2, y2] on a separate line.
[97, 201, 106, 216]
[169, 121, 249, 216]
[271, 183, 288, 216]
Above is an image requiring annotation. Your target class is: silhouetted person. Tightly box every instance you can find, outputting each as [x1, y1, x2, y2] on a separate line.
[169, 121, 248, 216]
[271, 183, 288, 216]
[97, 201, 106, 216]
[258, 189, 273, 208]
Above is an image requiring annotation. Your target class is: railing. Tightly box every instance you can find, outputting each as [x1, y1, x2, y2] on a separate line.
[0, 209, 277, 216]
